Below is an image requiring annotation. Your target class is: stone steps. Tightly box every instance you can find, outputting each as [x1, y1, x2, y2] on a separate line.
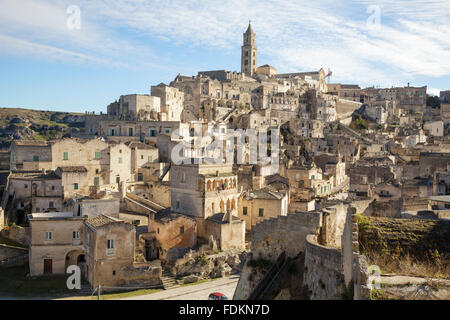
[161, 271, 180, 289]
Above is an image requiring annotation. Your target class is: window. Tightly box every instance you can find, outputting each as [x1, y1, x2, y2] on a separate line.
[74, 183, 78, 190]
[150, 129, 156, 137]
[73, 231, 80, 239]
[110, 128, 116, 136]
[243, 206, 248, 216]
[63, 152, 68, 160]
[165, 129, 170, 134]
[51, 185, 55, 190]
[311, 175, 315, 180]
[259, 208, 264, 217]
[176, 201, 180, 209]
[148, 156, 152, 163]
[129, 128, 133, 136]
[137, 173, 143, 181]
[107, 239, 114, 249]
[118, 157, 123, 164]
[94, 177, 100, 186]
[116, 176, 120, 183]
[45, 232, 52, 241]
[95, 151, 101, 159]
[180, 226, 184, 235]
[33, 155, 39, 162]
[49, 201, 54, 208]
[181, 172, 186, 183]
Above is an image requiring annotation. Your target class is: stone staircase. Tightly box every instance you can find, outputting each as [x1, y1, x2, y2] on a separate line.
[77, 284, 93, 296]
[161, 270, 180, 290]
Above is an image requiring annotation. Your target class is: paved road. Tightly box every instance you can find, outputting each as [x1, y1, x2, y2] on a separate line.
[121, 275, 240, 300]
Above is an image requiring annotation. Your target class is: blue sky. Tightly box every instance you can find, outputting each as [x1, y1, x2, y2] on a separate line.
[0, 0, 449, 113]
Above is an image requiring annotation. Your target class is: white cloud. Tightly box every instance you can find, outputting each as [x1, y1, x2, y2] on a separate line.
[1, 0, 449, 87]
[427, 88, 442, 97]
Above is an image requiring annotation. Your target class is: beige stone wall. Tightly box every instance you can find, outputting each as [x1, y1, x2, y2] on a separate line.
[251, 212, 322, 261]
[198, 218, 245, 251]
[238, 196, 288, 231]
[10, 143, 51, 170]
[150, 216, 197, 255]
[86, 222, 136, 288]
[29, 218, 85, 276]
[303, 234, 345, 299]
[109, 142, 133, 184]
[60, 171, 89, 199]
[51, 138, 110, 186]
[80, 199, 120, 218]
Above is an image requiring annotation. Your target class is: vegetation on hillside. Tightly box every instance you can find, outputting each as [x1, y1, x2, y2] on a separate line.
[0, 107, 84, 147]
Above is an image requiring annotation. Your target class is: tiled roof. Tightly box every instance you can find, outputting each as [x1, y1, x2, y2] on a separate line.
[9, 170, 60, 180]
[13, 140, 49, 146]
[207, 212, 241, 224]
[57, 166, 88, 173]
[85, 214, 122, 229]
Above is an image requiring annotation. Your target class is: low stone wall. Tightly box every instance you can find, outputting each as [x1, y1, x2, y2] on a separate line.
[303, 234, 345, 300]
[251, 212, 322, 261]
[118, 261, 162, 288]
[341, 206, 371, 300]
[0, 244, 27, 261]
[363, 199, 401, 218]
[1, 225, 30, 247]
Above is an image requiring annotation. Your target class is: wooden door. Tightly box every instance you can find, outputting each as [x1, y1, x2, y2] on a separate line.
[43, 259, 52, 274]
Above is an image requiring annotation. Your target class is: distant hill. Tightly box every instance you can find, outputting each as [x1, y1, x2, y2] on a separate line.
[0, 107, 85, 148]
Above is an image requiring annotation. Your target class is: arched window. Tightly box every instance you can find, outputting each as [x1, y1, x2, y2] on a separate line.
[220, 200, 224, 212]
[206, 180, 211, 191]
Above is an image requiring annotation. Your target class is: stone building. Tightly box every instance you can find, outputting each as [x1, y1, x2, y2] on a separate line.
[107, 94, 161, 120]
[150, 83, 185, 121]
[10, 140, 52, 171]
[28, 211, 86, 276]
[170, 162, 245, 250]
[83, 214, 136, 289]
[55, 166, 89, 200]
[28, 211, 160, 290]
[144, 211, 197, 261]
[238, 188, 288, 230]
[7, 170, 63, 214]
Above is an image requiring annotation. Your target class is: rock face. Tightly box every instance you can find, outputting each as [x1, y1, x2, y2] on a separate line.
[172, 249, 247, 280]
[378, 276, 450, 300]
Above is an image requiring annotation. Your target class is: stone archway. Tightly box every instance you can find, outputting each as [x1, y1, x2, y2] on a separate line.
[65, 249, 86, 278]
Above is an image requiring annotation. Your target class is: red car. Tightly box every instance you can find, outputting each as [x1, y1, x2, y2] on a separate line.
[208, 292, 229, 300]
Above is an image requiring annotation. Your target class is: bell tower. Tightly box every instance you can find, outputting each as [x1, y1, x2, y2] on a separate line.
[241, 21, 257, 76]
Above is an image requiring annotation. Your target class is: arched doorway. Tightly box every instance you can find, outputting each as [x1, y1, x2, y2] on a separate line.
[65, 250, 86, 279]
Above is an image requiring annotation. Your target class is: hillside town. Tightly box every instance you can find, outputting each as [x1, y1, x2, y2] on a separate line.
[0, 23, 449, 300]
